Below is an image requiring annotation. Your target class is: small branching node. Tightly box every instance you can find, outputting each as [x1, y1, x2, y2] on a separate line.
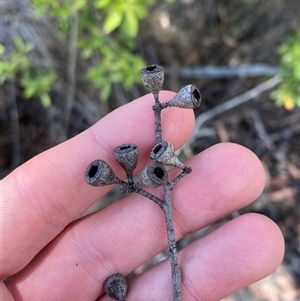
[85, 64, 201, 301]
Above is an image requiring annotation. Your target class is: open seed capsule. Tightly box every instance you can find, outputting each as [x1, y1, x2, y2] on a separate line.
[150, 141, 185, 169]
[85, 160, 121, 186]
[104, 273, 127, 301]
[168, 84, 201, 109]
[114, 143, 139, 177]
[140, 64, 164, 100]
[137, 162, 168, 187]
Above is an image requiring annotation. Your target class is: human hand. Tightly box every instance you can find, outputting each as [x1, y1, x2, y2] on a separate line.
[2, 91, 284, 301]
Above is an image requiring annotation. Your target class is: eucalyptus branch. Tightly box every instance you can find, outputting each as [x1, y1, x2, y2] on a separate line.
[162, 183, 181, 300]
[134, 186, 164, 210]
[169, 167, 192, 190]
[84, 64, 201, 301]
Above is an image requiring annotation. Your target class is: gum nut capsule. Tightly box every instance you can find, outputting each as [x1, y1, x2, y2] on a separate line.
[140, 64, 164, 95]
[114, 143, 139, 175]
[104, 273, 127, 301]
[85, 160, 120, 187]
[168, 84, 201, 109]
[150, 141, 185, 169]
[138, 162, 168, 187]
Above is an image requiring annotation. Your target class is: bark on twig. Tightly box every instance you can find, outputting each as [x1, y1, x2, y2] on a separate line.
[165, 64, 278, 79]
[7, 81, 21, 168]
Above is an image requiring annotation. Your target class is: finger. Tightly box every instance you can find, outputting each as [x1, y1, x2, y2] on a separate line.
[0, 283, 15, 301]
[103, 214, 284, 301]
[2, 91, 195, 278]
[5, 143, 267, 300]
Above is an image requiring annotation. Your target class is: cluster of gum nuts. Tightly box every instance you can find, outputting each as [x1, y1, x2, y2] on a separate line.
[85, 64, 201, 301]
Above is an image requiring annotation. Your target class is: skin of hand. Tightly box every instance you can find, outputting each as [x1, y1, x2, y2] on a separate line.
[1, 91, 284, 301]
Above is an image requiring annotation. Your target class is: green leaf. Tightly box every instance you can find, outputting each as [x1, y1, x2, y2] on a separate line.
[73, 0, 87, 11]
[20, 71, 56, 100]
[40, 93, 52, 107]
[81, 47, 93, 59]
[100, 83, 112, 100]
[0, 44, 5, 55]
[23, 85, 37, 98]
[24, 42, 34, 53]
[1, 60, 15, 76]
[14, 37, 26, 52]
[131, 0, 153, 18]
[34, 5, 48, 18]
[13, 38, 34, 54]
[95, 0, 112, 9]
[103, 10, 123, 33]
[0, 61, 11, 83]
[123, 10, 138, 37]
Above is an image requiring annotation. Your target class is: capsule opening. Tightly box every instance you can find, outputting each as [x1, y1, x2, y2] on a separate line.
[154, 167, 165, 179]
[153, 143, 163, 154]
[193, 88, 201, 101]
[146, 65, 157, 72]
[88, 164, 99, 178]
[120, 144, 135, 151]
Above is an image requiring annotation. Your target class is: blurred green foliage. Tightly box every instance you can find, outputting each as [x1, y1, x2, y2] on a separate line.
[32, 0, 157, 101]
[271, 30, 300, 110]
[1, 0, 166, 106]
[0, 38, 56, 107]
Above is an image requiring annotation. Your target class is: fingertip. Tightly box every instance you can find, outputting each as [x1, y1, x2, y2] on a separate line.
[216, 212, 285, 280]
[175, 142, 267, 232]
[243, 213, 285, 273]
[0, 283, 15, 301]
[117, 212, 285, 301]
[200, 142, 266, 202]
[185, 212, 285, 300]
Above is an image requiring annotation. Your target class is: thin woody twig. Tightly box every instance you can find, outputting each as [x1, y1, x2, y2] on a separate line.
[149, 83, 182, 301]
[134, 187, 164, 210]
[249, 110, 277, 151]
[170, 167, 192, 190]
[164, 64, 278, 79]
[7, 80, 21, 168]
[135, 182, 182, 301]
[162, 184, 181, 301]
[64, 12, 79, 133]
[152, 102, 168, 143]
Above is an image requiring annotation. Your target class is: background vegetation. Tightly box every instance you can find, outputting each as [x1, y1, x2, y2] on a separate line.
[1, 0, 299, 300]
